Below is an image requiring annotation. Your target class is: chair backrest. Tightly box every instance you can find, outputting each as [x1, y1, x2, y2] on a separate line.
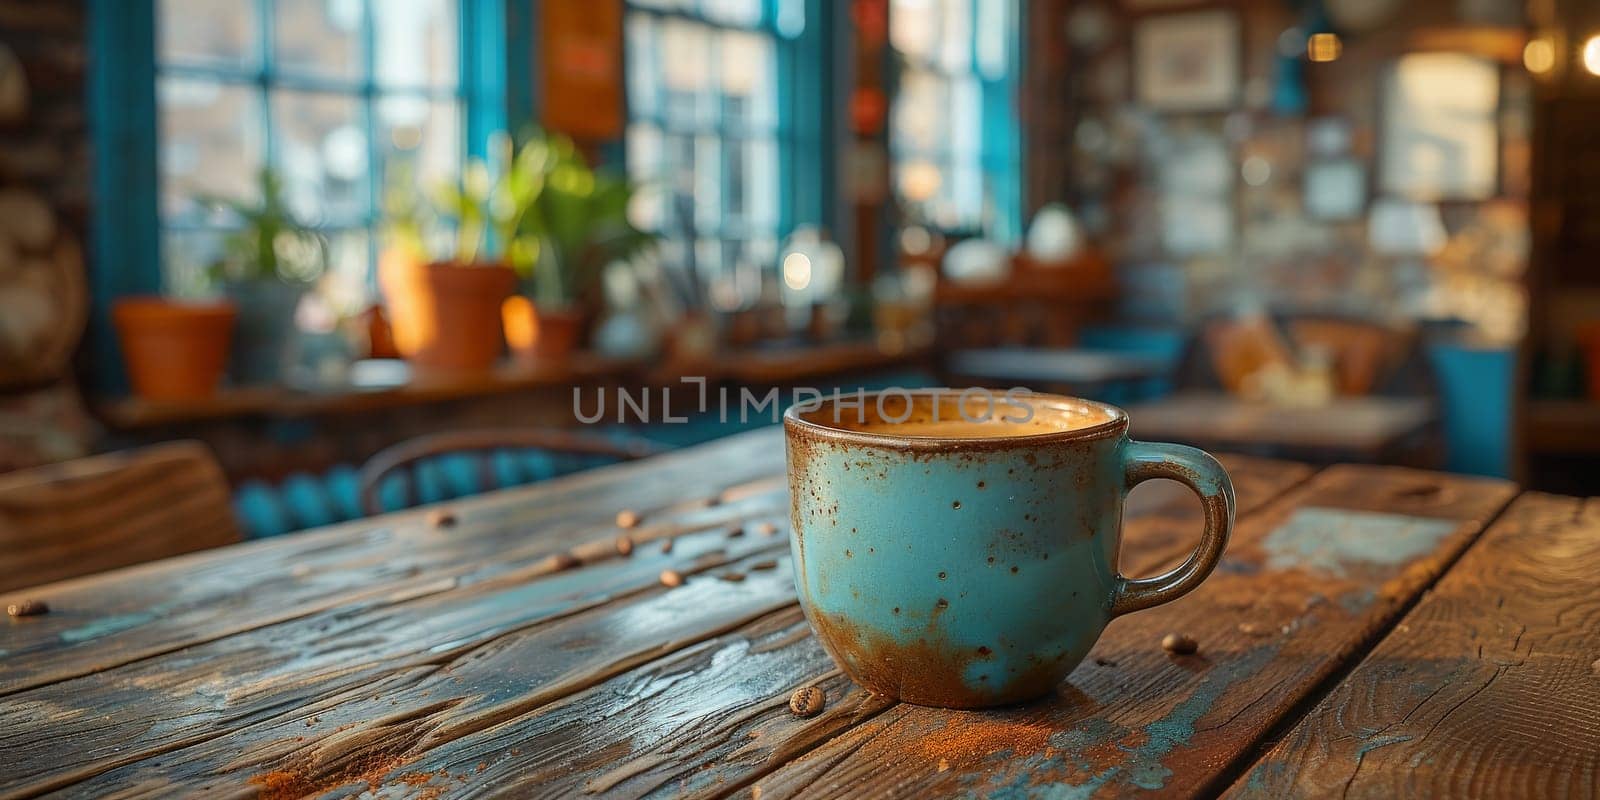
[0, 441, 240, 593]
[357, 428, 665, 516]
[1287, 317, 1419, 396]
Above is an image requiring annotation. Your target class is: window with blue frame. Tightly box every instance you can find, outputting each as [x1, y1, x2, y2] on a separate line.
[889, 0, 1021, 242]
[154, 0, 469, 310]
[622, 0, 818, 302]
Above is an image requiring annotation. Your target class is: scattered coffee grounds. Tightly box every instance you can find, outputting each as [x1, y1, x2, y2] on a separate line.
[7, 600, 48, 617]
[427, 509, 457, 529]
[616, 509, 641, 528]
[614, 535, 634, 556]
[1161, 633, 1198, 655]
[789, 686, 825, 717]
[659, 539, 674, 554]
[749, 560, 778, 571]
[660, 569, 685, 587]
[719, 572, 746, 582]
[727, 525, 745, 538]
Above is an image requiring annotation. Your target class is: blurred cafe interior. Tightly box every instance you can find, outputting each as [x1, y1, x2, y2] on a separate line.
[1, 0, 1598, 567]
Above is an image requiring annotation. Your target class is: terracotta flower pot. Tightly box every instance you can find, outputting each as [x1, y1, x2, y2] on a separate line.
[377, 246, 427, 360]
[112, 297, 236, 400]
[502, 296, 586, 364]
[394, 262, 517, 374]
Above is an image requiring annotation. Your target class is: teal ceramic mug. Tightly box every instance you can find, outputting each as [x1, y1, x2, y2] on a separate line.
[783, 389, 1234, 708]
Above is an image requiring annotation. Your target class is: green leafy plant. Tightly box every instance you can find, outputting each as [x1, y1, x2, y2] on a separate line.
[519, 131, 654, 307]
[427, 130, 654, 306]
[201, 168, 327, 285]
[430, 131, 546, 267]
[381, 156, 431, 262]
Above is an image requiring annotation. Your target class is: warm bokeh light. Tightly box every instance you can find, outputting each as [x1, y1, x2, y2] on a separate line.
[782, 252, 813, 291]
[1307, 33, 1341, 63]
[1585, 35, 1600, 76]
[1524, 37, 1556, 74]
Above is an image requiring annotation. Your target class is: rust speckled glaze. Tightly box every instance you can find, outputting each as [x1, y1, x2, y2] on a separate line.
[784, 389, 1235, 708]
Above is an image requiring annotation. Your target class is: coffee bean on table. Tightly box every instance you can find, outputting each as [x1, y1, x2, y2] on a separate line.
[659, 539, 674, 554]
[615, 535, 634, 556]
[7, 600, 48, 617]
[719, 572, 746, 582]
[616, 510, 641, 528]
[749, 560, 778, 571]
[1161, 633, 1198, 655]
[789, 686, 825, 717]
[659, 569, 684, 587]
[427, 509, 457, 529]
[547, 552, 582, 571]
[756, 521, 779, 536]
[726, 525, 745, 538]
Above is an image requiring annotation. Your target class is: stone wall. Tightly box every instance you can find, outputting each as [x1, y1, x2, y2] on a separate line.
[0, 0, 94, 471]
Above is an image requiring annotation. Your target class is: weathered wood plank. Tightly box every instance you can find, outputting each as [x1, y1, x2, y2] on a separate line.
[0, 455, 1307, 798]
[1227, 492, 1600, 800]
[0, 430, 784, 695]
[739, 466, 1516, 799]
[0, 497, 792, 798]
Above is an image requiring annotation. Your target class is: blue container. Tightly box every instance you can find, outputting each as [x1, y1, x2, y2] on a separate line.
[1428, 343, 1513, 478]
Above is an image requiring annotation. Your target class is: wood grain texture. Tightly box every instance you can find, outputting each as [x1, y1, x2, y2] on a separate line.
[0, 441, 238, 594]
[0, 436, 1306, 798]
[1228, 492, 1600, 800]
[0, 431, 782, 695]
[743, 466, 1515, 800]
[303, 458, 1315, 800]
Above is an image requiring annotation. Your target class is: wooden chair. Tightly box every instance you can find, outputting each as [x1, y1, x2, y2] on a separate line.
[0, 441, 240, 593]
[357, 428, 666, 516]
[1287, 317, 1420, 396]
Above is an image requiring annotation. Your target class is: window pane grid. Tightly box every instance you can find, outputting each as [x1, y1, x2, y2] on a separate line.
[157, 0, 465, 302]
[890, 0, 1015, 234]
[625, 1, 787, 288]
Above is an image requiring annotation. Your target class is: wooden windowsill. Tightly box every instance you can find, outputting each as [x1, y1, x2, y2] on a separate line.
[97, 340, 929, 431]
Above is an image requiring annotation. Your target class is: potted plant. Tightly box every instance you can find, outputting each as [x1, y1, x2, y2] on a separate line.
[200, 169, 327, 386]
[376, 157, 433, 363]
[113, 297, 236, 400]
[501, 130, 654, 363]
[384, 139, 528, 372]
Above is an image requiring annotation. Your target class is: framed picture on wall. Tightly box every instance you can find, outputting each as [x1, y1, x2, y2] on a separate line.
[1379, 53, 1499, 200]
[1132, 10, 1240, 112]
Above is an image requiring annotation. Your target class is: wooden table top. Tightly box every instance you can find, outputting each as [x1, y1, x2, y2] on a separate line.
[1127, 391, 1435, 458]
[3, 427, 1593, 799]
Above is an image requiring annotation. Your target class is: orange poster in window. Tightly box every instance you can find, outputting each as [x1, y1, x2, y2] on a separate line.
[540, 0, 624, 140]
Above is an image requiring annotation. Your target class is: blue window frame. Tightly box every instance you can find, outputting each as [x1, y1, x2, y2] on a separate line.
[621, 0, 828, 300]
[889, 0, 1021, 243]
[89, 0, 507, 391]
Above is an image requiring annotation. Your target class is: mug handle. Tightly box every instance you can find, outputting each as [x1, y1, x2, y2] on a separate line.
[1111, 441, 1236, 617]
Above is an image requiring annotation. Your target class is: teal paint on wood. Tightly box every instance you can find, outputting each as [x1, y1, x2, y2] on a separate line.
[1263, 507, 1459, 577]
[87, 0, 160, 393]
